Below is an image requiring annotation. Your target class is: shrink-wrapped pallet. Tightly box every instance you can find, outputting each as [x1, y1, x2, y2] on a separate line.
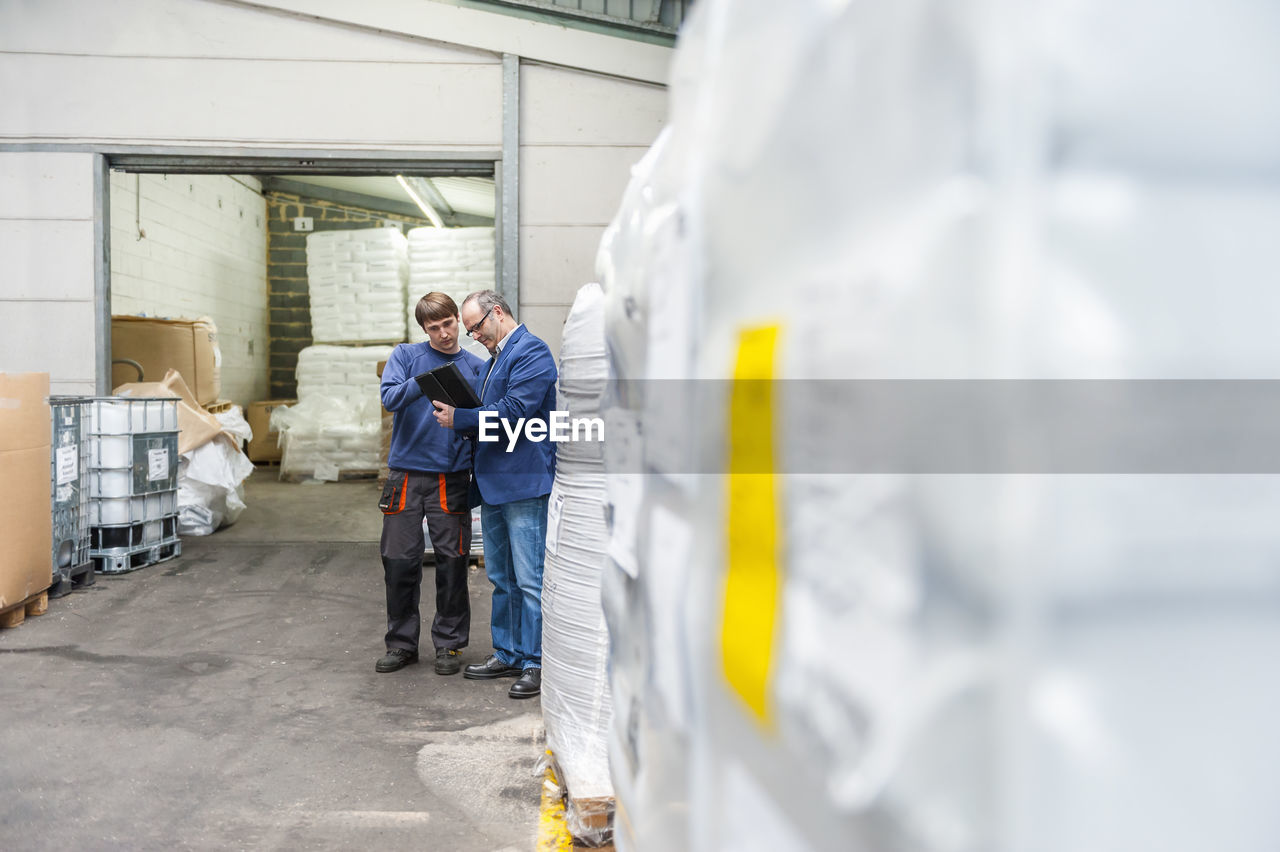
[541, 283, 612, 843]
[273, 344, 392, 479]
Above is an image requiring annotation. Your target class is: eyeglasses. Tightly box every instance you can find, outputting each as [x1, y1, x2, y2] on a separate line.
[465, 305, 495, 338]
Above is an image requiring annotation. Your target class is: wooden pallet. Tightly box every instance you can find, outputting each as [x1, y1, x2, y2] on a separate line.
[203, 399, 235, 414]
[566, 795, 614, 850]
[278, 468, 380, 483]
[0, 591, 50, 630]
[538, 751, 615, 850]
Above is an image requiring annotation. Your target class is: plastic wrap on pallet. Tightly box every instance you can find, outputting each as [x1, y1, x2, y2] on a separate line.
[307, 228, 408, 344]
[601, 2, 1280, 851]
[270, 393, 383, 481]
[542, 283, 613, 844]
[284, 344, 392, 478]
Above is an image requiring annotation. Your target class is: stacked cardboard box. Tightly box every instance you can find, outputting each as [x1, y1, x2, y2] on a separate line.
[0, 373, 53, 615]
[245, 400, 293, 463]
[110, 315, 221, 406]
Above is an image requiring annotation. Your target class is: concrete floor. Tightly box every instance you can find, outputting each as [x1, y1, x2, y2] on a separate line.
[0, 471, 543, 851]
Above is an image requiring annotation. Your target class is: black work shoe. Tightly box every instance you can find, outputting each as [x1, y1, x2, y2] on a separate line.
[435, 648, 462, 676]
[463, 655, 521, 680]
[375, 648, 418, 673]
[508, 667, 541, 699]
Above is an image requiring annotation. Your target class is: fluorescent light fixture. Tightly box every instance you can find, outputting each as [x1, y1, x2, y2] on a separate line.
[396, 174, 444, 228]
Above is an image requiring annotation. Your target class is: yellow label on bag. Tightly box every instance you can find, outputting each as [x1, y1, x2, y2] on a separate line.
[722, 323, 782, 727]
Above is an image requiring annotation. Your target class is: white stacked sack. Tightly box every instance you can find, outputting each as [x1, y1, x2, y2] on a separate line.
[272, 344, 393, 480]
[294, 345, 390, 405]
[307, 228, 408, 344]
[406, 226, 495, 344]
[541, 283, 612, 844]
[598, 2, 1280, 851]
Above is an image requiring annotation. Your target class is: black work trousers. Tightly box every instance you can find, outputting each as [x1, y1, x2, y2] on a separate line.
[379, 469, 472, 653]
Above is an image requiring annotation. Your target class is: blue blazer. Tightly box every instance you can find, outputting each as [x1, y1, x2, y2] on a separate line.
[453, 324, 558, 506]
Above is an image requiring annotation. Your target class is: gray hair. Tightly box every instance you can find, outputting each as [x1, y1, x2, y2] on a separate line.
[462, 289, 513, 319]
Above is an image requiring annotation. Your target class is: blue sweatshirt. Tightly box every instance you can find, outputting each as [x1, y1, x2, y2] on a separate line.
[380, 341, 487, 474]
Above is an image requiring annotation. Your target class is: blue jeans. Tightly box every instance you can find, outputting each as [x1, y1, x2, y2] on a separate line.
[481, 494, 548, 670]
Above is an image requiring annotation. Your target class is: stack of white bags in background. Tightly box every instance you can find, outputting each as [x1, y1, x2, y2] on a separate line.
[272, 344, 393, 480]
[293, 345, 390, 405]
[275, 225, 495, 482]
[406, 226, 495, 344]
[306, 228, 408, 344]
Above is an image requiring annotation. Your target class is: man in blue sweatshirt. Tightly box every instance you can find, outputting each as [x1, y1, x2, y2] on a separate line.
[376, 292, 487, 675]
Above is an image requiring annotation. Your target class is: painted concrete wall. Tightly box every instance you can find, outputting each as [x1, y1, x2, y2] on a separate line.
[0, 152, 99, 396]
[109, 173, 269, 405]
[0, 0, 669, 385]
[519, 62, 667, 356]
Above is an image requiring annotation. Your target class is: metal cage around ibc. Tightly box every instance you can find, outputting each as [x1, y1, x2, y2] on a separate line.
[48, 396, 94, 595]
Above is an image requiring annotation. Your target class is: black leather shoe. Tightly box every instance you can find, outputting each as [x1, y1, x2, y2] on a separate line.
[463, 655, 521, 680]
[435, 648, 462, 676]
[508, 667, 541, 699]
[375, 648, 418, 673]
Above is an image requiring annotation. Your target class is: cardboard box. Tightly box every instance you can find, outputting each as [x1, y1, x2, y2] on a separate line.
[111, 315, 221, 406]
[114, 368, 223, 455]
[0, 373, 53, 610]
[246, 400, 294, 462]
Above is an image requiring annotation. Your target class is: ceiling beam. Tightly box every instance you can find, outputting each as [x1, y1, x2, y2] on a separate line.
[261, 176, 427, 220]
[261, 177, 494, 226]
[417, 177, 457, 218]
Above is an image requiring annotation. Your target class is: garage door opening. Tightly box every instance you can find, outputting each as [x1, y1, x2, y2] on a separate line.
[105, 160, 498, 411]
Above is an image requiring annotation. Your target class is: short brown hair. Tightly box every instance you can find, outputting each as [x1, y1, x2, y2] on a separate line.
[414, 292, 460, 328]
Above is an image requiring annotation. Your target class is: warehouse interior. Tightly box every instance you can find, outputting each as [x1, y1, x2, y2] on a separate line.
[104, 167, 499, 403]
[6, 1, 1280, 851]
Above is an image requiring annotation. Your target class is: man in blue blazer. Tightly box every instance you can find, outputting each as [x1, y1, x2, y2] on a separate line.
[432, 290, 557, 699]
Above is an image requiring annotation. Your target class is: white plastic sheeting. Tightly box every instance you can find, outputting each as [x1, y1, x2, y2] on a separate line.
[177, 406, 254, 536]
[541, 283, 613, 841]
[601, 1, 1280, 851]
[274, 345, 392, 479]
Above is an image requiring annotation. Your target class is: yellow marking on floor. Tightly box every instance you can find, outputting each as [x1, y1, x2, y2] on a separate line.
[536, 753, 574, 851]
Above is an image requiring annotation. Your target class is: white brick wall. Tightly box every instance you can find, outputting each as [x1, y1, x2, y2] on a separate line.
[109, 173, 268, 404]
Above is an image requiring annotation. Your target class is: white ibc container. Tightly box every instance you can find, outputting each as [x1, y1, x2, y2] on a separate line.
[90, 435, 132, 468]
[88, 397, 178, 434]
[88, 399, 132, 434]
[89, 469, 133, 499]
[92, 490, 178, 525]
